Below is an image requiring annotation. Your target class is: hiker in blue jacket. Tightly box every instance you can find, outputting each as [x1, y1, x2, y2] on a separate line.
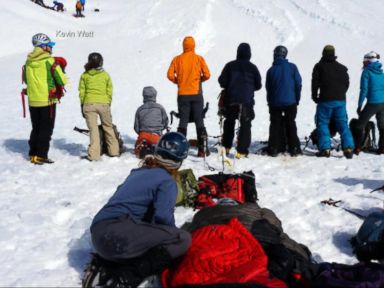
[266, 46, 302, 157]
[80, 0, 86, 11]
[354, 51, 384, 155]
[311, 45, 354, 159]
[85, 132, 191, 288]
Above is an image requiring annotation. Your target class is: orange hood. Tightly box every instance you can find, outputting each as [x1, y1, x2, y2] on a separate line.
[183, 36, 195, 52]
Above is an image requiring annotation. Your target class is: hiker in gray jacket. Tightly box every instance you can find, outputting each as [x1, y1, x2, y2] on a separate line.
[134, 86, 169, 157]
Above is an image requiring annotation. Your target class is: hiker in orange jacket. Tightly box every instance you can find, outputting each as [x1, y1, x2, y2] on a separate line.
[167, 36, 211, 157]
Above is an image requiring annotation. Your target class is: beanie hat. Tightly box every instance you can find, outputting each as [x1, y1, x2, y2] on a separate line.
[143, 86, 157, 102]
[364, 51, 380, 63]
[322, 45, 335, 57]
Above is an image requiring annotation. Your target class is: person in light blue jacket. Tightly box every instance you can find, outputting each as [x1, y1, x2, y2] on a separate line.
[80, 0, 85, 11]
[355, 51, 384, 154]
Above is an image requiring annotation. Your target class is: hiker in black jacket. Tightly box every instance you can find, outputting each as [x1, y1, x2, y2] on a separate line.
[311, 45, 354, 159]
[218, 43, 262, 158]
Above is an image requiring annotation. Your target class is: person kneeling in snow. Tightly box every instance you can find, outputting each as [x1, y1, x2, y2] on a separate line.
[134, 86, 169, 158]
[52, 1, 64, 11]
[84, 132, 191, 288]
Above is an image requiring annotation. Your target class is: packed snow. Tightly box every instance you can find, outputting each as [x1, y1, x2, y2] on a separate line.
[0, 0, 384, 286]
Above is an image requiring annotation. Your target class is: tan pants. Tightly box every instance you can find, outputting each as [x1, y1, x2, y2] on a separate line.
[83, 104, 119, 160]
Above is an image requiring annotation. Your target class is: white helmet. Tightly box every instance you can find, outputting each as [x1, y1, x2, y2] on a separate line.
[364, 51, 380, 63]
[32, 33, 55, 47]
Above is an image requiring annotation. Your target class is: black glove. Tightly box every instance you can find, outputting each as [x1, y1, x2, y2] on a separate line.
[357, 107, 362, 116]
[312, 95, 319, 104]
[81, 104, 85, 118]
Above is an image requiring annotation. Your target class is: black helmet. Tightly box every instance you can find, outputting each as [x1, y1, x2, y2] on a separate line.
[273, 45, 288, 59]
[86, 52, 103, 70]
[155, 132, 189, 162]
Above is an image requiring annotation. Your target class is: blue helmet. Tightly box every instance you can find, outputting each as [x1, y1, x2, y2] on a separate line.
[155, 132, 189, 162]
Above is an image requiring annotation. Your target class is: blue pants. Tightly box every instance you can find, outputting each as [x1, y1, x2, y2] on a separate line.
[316, 101, 354, 150]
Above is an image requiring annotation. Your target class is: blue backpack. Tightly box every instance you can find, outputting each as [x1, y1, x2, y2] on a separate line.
[350, 212, 384, 262]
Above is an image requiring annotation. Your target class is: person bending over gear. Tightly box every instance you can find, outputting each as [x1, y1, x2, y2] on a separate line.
[218, 43, 262, 159]
[311, 45, 354, 159]
[52, 1, 64, 11]
[354, 51, 384, 155]
[87, 132, 192, 288]
[266, 45, 302, 157]
[79, 53, 119, 161]
[24, 33, 67, 165]
[134, 86, 169, 158]
[167, 36, 211, 157]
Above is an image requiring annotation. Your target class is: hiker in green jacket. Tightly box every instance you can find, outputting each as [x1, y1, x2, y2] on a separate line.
[79, 53, 119, 161]
[24, 33, 67, 165]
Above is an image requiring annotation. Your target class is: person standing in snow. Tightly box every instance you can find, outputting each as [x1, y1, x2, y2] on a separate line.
[265, 45, 302, 157]
[354, 51, 384, 155]
[80, 0, 86, 11]
[311, 45, 354, 159]
[85, 132, 191, 287]
[167, 36, 211, 157]
[78, 52, 119, 161]
[218, 43, 262, 159]
[23, 33, 67, 165]
[75, 0, 83, 17]
[134, 86, 169, 158]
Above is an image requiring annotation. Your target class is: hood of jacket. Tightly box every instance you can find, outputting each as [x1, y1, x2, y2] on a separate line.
[85, 68, 104, 76]
[272, 57, 288, 65]
[26, 47, 51, 66]
[236, 43, 251, 61]
[366, 61, 383, 74]
[143, 86, 157, 102]
[183, 36, 195, 53]
[320, 54, 337, 62]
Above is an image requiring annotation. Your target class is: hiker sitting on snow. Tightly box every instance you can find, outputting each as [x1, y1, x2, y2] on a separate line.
[84, 132, 191, 288]
[134, 86, 169, 158]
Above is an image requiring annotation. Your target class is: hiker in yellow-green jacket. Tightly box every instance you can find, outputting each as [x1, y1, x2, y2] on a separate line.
[24, 33, 67, 165]
[79, 52, 119, 161]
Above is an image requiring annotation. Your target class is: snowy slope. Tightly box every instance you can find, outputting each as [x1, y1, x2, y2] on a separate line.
[0, 0, 384, 286]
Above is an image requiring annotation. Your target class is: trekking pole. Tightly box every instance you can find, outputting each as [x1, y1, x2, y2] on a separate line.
[73, 126, 90, 135]
[320, 198, 366, 219]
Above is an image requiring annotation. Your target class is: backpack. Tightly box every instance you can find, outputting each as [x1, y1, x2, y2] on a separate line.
[350, 212, 384, 262]
[309, 117, 338, 147]
[349, 118, 377, 152]
[196, 171, 257, 209]
[175, 169, 199, 207]
[136, 140, 155, 159]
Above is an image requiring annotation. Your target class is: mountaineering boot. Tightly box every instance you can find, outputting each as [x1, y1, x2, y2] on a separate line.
[316, 149, 331, 158]
[343, 148, 354, 159]
[354, 147, 361, 155]
[31, 155, 54, 164]
[378, 129, 384, 154]
[235, 152, 248, 159]
[177, 127, 187, 137]
[289, 146, 302, 157]
[266, 147, 279, 157]
[197, 127, 208, 157]
[30, 155, 44, 165]
[225, 147, 230, 156]
[82, 254, 115, 288]
[111, 246, 173, 288]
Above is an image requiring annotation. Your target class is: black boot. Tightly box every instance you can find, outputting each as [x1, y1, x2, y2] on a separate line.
[378, 129, 384, 154]
[197, 127, 208, 157]
[177, 127, 187, 137]
[111, 246, 173, 288]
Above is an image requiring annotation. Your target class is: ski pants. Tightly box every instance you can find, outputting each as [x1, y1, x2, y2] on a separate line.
[29, 104, 55, 158]
[91, 215, 192, 263]
[355, 103, 384, 149]
[316, 100, 354, 150]
[268, 105, 300, 153]
[177, 94, 205, 131]
[222, 104, 255, 154]
[83, 104, 119, 160]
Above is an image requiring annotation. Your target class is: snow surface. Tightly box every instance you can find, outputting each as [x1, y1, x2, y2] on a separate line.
[1, 0, 384, 286]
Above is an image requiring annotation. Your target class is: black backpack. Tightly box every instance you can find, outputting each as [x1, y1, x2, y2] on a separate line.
[309, 118, 338, 147]
[349, 118, 377, 152]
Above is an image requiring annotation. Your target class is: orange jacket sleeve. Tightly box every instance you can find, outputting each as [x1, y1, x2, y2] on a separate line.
[167, 58, 178, 84]
[200, 56, 210, 82]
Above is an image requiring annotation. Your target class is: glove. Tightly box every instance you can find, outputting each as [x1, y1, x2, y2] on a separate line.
[356, 107, 362, 116]
[312, 95, 319, 104]
[81, 104, 85, 118]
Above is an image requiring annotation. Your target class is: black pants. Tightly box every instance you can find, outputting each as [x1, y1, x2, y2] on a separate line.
[29, 105, 56, 158]
[222, 104, 254, 154]
[355, 103, 384, 149]
[268, 105, 300, 152]
[177, 95, 205, 130]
